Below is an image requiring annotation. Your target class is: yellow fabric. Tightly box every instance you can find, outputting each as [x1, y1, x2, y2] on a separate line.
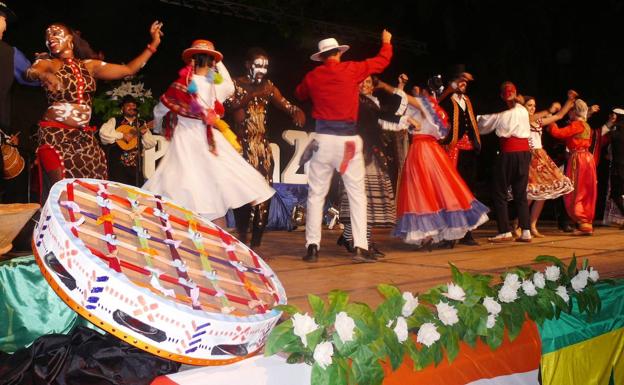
[214, 119, 242, 153]
[541, 328, 624, 385]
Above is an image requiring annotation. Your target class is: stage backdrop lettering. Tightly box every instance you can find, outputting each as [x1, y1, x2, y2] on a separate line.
[143, 130, 312, 184]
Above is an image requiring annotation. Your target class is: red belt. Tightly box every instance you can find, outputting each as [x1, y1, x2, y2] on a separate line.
[39, 120, 96, 132]
[500, 137, 529, 152]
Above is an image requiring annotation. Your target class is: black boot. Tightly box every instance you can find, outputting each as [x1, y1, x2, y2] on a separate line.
[337, 234, 355, 253]
[369, 242, 385, 258]
[352, 247, 377, 263]
[458, 231, 479, 246]
[303, 244, 319, 263]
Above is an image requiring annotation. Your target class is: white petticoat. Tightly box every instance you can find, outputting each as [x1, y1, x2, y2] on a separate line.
[143, 115, 275, 220]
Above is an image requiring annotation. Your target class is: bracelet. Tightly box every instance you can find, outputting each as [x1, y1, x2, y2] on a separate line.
[146, 44, 157, 54]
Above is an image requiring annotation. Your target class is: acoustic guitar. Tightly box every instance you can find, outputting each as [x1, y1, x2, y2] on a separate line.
[115, 121, 154, 151]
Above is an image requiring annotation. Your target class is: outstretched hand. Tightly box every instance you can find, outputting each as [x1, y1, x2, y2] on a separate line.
[150, 21, 164, 48]
[382, 29, 392, 44]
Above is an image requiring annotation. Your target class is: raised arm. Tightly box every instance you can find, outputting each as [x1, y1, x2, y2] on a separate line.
[477, 108, 516, 135]
[215, 61, 235, 102]
[548, 121, 585, 139]
[353, 30, 393, 81]
[88, 21, 163, 80]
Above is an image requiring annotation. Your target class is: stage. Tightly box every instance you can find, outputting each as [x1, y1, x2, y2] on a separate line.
[253, 222, 624, 309]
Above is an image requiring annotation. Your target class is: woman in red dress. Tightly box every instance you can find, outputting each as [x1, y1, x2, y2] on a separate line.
[548, 99, 597, 235]
[393, 94, 489, 248]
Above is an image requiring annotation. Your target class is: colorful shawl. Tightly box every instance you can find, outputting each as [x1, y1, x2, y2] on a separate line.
[160, 65, 225, 154]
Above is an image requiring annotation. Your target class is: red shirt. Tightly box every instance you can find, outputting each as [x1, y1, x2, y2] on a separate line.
[295, 43, 392, 122]
[549, 120, 593, 151]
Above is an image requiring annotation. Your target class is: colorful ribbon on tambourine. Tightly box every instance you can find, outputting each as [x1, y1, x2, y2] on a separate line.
[59, 180, 280, 315]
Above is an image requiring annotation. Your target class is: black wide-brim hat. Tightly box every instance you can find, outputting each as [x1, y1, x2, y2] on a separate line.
[0, 2, 17, 23]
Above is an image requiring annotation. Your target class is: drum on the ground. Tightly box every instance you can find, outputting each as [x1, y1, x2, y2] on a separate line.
[33, 178, 287, 365]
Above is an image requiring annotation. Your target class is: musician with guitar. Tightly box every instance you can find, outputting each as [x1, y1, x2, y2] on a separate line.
[99, 95, 156, 186]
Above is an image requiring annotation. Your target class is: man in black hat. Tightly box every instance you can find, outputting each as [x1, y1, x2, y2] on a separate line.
[0, 1, 38, 202]
[99, 95, 157, 186]
[439, 66, 481, 245]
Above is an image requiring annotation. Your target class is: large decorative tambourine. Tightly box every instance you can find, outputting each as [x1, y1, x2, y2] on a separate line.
[32, 179, 287, 365]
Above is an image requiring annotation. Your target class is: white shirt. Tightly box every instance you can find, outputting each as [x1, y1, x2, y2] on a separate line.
[477, 103, 530, 138]
[99, 117, 157, 150]
[452, 93, 466, 111]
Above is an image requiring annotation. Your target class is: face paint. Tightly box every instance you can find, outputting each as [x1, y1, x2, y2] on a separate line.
[45, 25, 70, 56]
[248, 57, 269, 83]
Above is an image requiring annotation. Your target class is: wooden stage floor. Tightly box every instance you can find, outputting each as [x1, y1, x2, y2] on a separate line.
[253, 222, 624, 310]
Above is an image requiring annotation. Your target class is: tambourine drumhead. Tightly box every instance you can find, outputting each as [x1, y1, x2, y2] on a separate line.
[33, 179, 286, 365]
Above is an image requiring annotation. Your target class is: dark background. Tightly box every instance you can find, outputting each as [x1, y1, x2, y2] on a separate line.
[4, 0, 622, 214]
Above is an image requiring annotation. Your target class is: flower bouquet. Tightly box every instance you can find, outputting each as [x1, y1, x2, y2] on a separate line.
[265, 255, 607, 385]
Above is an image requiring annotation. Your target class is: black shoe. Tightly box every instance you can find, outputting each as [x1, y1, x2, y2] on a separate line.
[370, 243, 385, 258]
[559, 224, 574, 233]
[435, 240, 456, 249]
[351, 247, 377, 263]
[337, 235, 355, 253]
[458, 233, 479, 246]
[303, 244, 319, 263]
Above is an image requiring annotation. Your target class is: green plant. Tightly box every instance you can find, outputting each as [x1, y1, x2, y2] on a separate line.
[92, 77, 157, 122]
[265, 255, 606, 385]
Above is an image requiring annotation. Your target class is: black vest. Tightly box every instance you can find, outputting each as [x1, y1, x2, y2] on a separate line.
[440, 95, 481, 153]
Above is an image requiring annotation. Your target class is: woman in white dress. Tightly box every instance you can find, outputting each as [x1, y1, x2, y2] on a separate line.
[143, 40, 274, 225]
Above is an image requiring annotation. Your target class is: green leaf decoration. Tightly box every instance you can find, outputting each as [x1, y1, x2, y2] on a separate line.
[309, 294, 327, 323]
[534, 255, 565, 269]
[274, 304, 302, 316]
[377, 284, 401, 299]
[328, 290, 350, 317]
[265, 319, 297, 356]
[266, 255, 605, 385]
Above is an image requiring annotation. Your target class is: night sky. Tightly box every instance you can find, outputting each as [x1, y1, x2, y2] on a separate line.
[5, 0, 624, 172]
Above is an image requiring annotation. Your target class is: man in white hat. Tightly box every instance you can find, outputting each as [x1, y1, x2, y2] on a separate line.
[295, 29, 392, 263]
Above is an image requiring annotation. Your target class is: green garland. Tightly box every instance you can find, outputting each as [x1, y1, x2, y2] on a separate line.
[264, 255, 609, 385]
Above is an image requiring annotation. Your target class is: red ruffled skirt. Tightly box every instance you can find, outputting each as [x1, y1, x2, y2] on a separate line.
[393, 135, 489, 244]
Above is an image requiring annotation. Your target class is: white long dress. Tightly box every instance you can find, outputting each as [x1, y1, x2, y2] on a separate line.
[143, 63, 275, 220]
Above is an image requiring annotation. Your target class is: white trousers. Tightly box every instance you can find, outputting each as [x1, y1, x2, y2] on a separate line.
[305, 133, 368, 250]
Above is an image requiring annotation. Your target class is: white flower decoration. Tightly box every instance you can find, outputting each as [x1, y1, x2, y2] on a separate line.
[556, 286, 570, 303]
[486, 314, 497, 329]
[313, 341, 334, 369]
[436, 302, 459, 326]
[416, 323, 440, 347]
[483, 296, 502, 315]
[571, 270, 589, 293]
[521, 280, 538, 296]
[402, 292, 419, 317]
[443, 283, 466, 302]
[504, 273, 520, 287]
[498, 284, 519, 303]
[588, 267, 599, 282]
[292, 313, 319, 347]
[545, 266, 561, 282]
[334, 312, 356, 343]
[393, 316, 409, 343]
[533, 272, 546, 289]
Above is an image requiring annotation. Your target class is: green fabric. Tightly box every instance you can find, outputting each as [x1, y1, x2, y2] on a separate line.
[0, 255, 91, 353]
[539, 280, 624, 354]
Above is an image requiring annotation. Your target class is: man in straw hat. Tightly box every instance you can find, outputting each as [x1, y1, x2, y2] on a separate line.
[295, 30, 392, 263]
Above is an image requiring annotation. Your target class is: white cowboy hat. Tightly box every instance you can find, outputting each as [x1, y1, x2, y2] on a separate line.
[310, 38, 350, 62]
[613, 108, 624, 115]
